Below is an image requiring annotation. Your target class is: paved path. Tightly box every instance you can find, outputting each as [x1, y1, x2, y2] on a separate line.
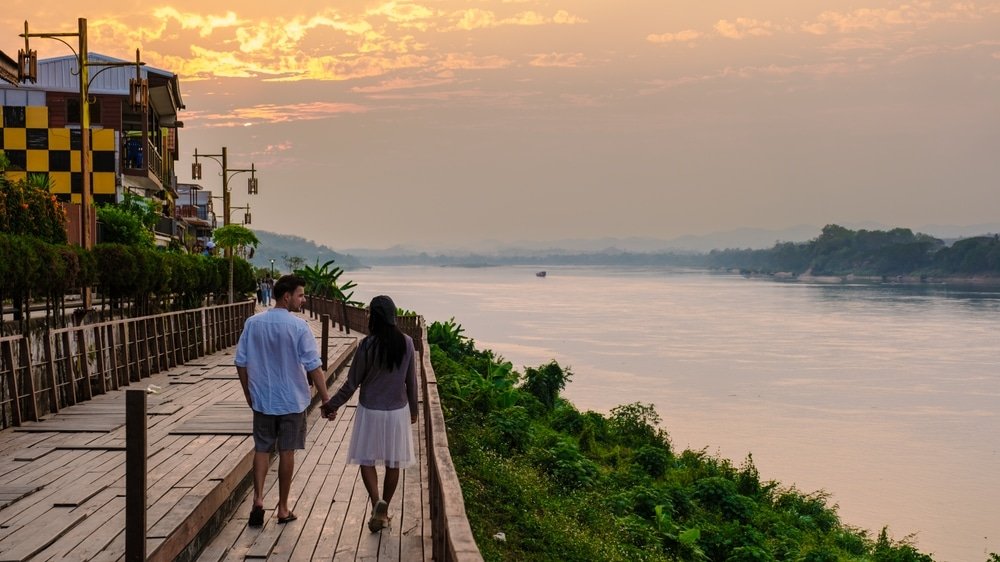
[0, 310, 426, 561]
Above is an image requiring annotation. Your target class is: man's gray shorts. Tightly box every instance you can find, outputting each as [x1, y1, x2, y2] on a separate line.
[252, 410, 307, 452]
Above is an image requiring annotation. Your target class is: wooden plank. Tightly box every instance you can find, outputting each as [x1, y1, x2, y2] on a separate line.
[53, 483, 108, 507]
[12, 447, 54, 461]
[248, 414, 341, 561]
[193, 512, 245, 562]
[145, 446, 254, 562]
[0, 485, 43, 510]
[0, 507, 86, 562]
[309, 459, 360, 560]
[399, 411, 425, 560]
[32, 489, 123, 561]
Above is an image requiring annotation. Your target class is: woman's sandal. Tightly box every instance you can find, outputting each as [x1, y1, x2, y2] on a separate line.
[368, 500, 388, 532]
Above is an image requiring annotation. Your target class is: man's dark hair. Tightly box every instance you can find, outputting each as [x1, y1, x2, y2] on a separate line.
[273, 275, 306, 300]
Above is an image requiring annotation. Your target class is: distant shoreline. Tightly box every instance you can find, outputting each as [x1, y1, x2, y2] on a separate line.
[736, 270, 1000, 287]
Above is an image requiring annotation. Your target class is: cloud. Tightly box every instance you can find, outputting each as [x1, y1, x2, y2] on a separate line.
[437, 53, 512, 70]
[448, 8, 585, 31]
[350, 76, 455, 93]
[639, 60, 864, 95]
[366, 1, 437, 24]
[714, 17, 781, 39]
[553, 10, 587, 25]
[264, 142, 293, 152]
[805, 2, 1000, 35]
[647, 30, 703, 44]
[151, 8, 245, 38]
[185, 101, 369, 128]
[529, 52, 587, 68]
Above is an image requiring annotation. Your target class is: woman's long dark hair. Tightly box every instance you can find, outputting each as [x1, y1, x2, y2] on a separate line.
[367, 312, 406, 370]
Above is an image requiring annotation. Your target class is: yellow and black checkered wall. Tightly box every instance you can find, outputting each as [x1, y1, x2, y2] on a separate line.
[0, 105, 116, 205]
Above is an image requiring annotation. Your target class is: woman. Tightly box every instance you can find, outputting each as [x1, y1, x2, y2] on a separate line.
[321, 295, 418, 532]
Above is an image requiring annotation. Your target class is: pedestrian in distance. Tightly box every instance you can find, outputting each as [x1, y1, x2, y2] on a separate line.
[321, 295, 418, 533]
[235, 275, 333, 527]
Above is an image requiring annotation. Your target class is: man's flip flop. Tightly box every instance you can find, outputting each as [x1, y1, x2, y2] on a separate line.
[277, 513, 298, 524]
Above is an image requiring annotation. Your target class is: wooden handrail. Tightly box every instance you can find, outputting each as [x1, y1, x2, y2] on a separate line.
[306, 296, 483, 561]
[0, 300, 255, 430]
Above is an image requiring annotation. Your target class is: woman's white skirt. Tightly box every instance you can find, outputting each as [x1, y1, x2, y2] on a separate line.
[347, 405, 415, 469]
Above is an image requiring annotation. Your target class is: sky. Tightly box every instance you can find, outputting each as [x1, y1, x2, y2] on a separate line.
[3, 1, 999, 250]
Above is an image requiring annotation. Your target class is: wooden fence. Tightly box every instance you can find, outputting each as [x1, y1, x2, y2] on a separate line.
[306, 297, 483, 562]
[0, 300, 255, 430]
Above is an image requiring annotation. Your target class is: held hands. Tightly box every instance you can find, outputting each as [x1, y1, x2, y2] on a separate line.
[320, 400, 337, 420]
[410, 414, 418, 425]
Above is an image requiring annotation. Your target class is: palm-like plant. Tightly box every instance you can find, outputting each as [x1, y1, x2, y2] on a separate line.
[212, 224, 259, 304]
[295, 259, 358, 303]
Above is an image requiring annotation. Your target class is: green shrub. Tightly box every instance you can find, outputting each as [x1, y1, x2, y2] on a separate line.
[610, 402, 671, 452]
[634, 445, 671, 478]
[536, 438, 599, 490]
[522, 360, 572, 410]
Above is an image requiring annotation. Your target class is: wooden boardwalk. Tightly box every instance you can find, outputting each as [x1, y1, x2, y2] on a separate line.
[196, 385, 432, 561]
[0, 310, 425, 561]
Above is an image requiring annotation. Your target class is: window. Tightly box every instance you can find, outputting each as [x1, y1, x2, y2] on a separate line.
[66, 99, 101, 125]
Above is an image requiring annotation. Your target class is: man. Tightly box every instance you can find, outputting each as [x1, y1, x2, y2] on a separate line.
[235, 275, 331, 527]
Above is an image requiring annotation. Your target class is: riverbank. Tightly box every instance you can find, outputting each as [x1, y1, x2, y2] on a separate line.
[349, 264, 1000, 561]
[427, 320, 942, 561]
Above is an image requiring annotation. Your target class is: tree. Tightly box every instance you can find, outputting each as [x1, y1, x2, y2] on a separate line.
[522, 360, 572, 410]
[213, 224, 260, 304]
[283, 254, 305, 272]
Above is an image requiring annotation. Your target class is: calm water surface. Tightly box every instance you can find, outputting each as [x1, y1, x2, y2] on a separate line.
[349, 265, 1000, 562]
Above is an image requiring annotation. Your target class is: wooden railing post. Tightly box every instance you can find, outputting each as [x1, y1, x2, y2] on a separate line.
[2, 341, 22, 427]
[321, 314, 330, 371]
[18, 338, 38, 422]
[341, 300, 351, 335]
[125, 388, 147, 562]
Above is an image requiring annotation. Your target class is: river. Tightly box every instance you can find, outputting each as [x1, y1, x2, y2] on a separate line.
[348, 265, 1000, 561]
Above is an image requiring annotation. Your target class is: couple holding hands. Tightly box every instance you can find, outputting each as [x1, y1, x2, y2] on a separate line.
[235, 276, 416, 533]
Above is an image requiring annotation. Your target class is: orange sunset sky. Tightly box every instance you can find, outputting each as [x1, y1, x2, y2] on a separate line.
[3, 1, 999, 249]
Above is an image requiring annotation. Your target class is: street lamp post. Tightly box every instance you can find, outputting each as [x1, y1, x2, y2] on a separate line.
[20, 18, 147, 312]
[270, 259, 275, 278]
[192, 147, 258, 257]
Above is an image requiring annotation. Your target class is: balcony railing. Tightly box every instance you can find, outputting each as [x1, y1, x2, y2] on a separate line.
[122, 136, 166, 186]
[147, 138, 164, 184]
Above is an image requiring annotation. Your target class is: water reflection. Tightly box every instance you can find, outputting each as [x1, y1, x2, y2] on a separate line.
[351, 265, 1000, 562]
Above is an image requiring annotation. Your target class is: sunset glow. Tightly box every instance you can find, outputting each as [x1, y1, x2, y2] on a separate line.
[2, 1, 998, 248]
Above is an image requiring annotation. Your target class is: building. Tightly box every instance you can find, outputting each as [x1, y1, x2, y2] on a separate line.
[176, 182, 217, 254]
[0, 52, 185, 245]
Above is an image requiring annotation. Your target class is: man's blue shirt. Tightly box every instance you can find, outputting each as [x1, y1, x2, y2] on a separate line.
[235, 308, 322, 415]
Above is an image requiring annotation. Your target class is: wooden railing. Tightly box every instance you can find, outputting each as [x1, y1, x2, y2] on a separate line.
[0, 300, 255, 430]
[306, 297, 483, 561]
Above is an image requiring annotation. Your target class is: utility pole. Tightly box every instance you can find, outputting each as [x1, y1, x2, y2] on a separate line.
[20, 18, 146, 313]
[192, 146, 258, 258]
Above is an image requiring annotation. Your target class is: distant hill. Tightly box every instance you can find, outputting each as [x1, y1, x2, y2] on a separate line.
[250, 230, 363, 274]
[343, 222, 1000, 263]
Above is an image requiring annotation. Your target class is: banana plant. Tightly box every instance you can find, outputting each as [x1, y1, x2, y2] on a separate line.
[295, 258, 359, 304]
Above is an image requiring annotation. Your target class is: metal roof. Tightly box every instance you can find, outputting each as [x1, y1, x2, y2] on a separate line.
[30, 53, 177, 96]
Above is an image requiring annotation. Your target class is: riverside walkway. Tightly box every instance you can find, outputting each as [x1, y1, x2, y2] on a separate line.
[0, 308, 438, 561]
